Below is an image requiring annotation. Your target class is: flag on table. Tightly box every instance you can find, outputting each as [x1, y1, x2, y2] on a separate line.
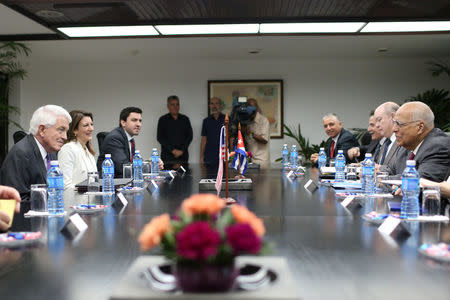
[233, 129, 247, 175]
[215, 126, 226, 195]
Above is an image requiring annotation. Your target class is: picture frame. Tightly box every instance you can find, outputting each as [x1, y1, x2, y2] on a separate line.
[207, 80, 284, 138]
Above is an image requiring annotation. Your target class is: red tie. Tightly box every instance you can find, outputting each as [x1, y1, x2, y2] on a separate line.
[330, 140, 335, 158]
[409, 152, 415, 160]
[130, 138, 135, 162]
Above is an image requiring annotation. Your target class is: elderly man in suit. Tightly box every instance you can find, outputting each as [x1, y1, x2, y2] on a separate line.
[348, 111, 383, 161]
[311, 113, 359, 164]
[97, 107, 143, 178]
[0, 105, 71, 203]
[373, 102, 401, 170]
[387, 101, 450, 182]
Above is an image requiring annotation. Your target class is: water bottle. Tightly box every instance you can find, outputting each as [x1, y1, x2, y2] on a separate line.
[150, 148, 159, 178]
[133, 150, 144, 188]
[400, 160, 420, 219]
[290, 145, 298, 170]
[335, 150, 346, 182]
[102, 154, 115, 194]
[47, 160, 64, 215]
[318, 147, 327, 171]
[363, 153, 375, 194]
[282, 144, 289, 169]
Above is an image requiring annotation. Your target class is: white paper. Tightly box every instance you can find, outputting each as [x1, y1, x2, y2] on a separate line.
[341, 195, 355, 208]
[378, 216, 401, 235]
[117, 192, 128, 206]
[69, 213, 88, 232]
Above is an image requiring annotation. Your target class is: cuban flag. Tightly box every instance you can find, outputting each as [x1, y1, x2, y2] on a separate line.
[215, 126, 226, 195]
[232, 129, 247, 175]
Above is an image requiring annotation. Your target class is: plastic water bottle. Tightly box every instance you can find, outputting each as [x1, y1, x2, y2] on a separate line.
[318, 147, 327, 171]
[133, 150, 144, 188]
[401, 160, 420, 219]
[335, 150, 346, 182]
[363, 153, 375, 194]
[290, 145, 298, 170]
[150, 148, 159, 178]
[282, 144, 289, 169]
[47, 160, 64, 215]
[102, 154, 115, 194]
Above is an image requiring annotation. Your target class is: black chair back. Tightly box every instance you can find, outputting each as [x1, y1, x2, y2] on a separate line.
[97, 131, 109, 151]
[13, 130, 27, 144]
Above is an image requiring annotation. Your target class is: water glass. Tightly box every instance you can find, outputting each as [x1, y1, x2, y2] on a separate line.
[123, 163, 133, 179]
[422, 186, 440, 216]
[30, 184, 47, 212]
[376, 172, 389, 193]
[346, 166, 357, 180]
[329, 158, 336, 168]
[87, 171, 100, 192]
[143, 160, 151, 174]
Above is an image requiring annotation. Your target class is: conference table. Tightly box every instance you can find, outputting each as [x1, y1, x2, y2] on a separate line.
[0, 165, 448, 300]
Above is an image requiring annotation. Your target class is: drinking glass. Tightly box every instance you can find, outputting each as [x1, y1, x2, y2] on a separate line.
[123, 163, 133, 179]
[346, 166, 357, 180]
[376, 172, 389, 193]
[422, 186, 440, 216]
[30, 184, 47, 212]
[143, 160, 151, 174]
[329, 158, 336, 168]
[87, 171, 100, 193]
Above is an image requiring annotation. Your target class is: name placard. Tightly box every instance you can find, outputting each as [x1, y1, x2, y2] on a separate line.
[304, 179, 318, 192]
[61, 213, 88, 239]
[378, 216, 401, 235]
[341, 195, 356, 208]
[117, 192, 128, 206]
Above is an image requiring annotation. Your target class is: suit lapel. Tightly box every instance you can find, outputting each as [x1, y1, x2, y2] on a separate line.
[383, 140, 398, 166]
[119, 127, 131, 161]
[28, 135, 48, 182]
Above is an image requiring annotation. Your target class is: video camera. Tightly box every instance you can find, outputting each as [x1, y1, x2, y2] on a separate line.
[229, 96, 257, 148]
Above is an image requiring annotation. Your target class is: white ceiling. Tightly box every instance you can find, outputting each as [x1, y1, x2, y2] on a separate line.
[1, 3, 450, 62]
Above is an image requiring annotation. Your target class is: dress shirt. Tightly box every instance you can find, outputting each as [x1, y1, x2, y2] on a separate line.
[124, 130, 134, 158]
[33, 136, 49, 167]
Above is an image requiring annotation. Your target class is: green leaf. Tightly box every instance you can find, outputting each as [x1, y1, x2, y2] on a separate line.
[216, 208, 233, 232]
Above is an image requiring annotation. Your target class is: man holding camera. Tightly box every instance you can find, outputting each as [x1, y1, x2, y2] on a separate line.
[245, 98, 270, 169]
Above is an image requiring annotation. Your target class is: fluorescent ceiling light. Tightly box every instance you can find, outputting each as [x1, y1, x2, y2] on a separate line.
[57, 25, 159, 37]
[361, 21, 450, 32]
[259, 22, 366, 33]
[155, 24, 259, 35]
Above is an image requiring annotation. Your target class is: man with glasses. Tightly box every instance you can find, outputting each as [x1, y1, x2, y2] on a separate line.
[386, 101, 450, 182]
[372, 102, 400, 166]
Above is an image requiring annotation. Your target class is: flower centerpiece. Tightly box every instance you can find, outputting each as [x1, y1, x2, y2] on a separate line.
[138, 193, 268, 293]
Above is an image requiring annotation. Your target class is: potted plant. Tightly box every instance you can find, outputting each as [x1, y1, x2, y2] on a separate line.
[0, 41, 30, 163]
[138, 193, 269, 292]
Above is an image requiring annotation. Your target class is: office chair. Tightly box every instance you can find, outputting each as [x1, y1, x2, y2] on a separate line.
[13, 130, 27, 144]
[97, 131, 109, 151]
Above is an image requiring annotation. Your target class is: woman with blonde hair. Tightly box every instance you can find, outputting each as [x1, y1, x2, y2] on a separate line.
[58, 110, 97, 189]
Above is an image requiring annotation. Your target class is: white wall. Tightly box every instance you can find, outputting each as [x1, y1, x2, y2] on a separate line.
[10, 55, 449, 163]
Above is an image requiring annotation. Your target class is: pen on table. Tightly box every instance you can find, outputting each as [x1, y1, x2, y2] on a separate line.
[392, 186, 400, 195]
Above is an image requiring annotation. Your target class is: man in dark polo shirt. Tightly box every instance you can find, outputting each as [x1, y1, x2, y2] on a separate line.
[157, 95, 193, 170]
[200, 97, 225, 174]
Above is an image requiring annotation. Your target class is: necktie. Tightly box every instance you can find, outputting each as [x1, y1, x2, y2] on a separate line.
[379, 139, 392, 165]
[330, 140, 335, 158]
[45, 154, 51, 170]
[409, 152, 415, 160]
[130, 138, 135, 162]
[373, 143, 381, 163]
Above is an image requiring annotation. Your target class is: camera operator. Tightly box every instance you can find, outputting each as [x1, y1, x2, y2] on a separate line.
[245, 98, 271, 169]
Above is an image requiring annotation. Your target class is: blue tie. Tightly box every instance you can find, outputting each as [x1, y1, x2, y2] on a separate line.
[379, 139, 392, 165]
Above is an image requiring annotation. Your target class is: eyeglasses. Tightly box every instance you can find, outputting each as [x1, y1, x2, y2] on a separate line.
[392, 119, 420, 128]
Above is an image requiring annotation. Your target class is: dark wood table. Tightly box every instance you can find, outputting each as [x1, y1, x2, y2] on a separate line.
[0, 166, 448, 300]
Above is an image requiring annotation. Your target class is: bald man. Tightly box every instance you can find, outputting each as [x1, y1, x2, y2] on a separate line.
[374, 102, 401, 166]
[311, 113, 359, 164]
[386, 101, 450, 182]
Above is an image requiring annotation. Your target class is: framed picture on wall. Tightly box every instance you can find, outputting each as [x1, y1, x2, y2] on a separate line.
[207, 80, 284, 138]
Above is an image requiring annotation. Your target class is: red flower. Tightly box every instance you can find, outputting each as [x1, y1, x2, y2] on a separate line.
[176, 221, 221, 261]
[226, 223, 261, 254]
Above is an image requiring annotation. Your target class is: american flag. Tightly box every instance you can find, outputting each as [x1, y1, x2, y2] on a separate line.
[215, 126, 226, 195]
[232, 129, 247, 175]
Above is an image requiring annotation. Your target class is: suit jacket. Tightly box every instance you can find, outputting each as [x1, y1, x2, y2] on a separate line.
[357, 139, 379, 162]
[386, 128, 450, 182]
[0, 134, 56, 202]
[381, 139, 400, 167]
[325, 128, 360, 162]
[97, 127, 131, 178]
[58, 141, 97, 189]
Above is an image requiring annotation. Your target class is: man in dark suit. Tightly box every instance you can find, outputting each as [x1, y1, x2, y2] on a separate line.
[0, 105, 71, 203]
[310, 113, 359, 164]
[348, 112, 382, 162]
[387, 101, 450, 182]
[97, 107, 142, 178]
[374, 102, 401, 169]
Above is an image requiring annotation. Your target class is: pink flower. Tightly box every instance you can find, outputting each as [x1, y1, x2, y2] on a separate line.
[176, 221, 221, 261]
[226, 223, 261, 254]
